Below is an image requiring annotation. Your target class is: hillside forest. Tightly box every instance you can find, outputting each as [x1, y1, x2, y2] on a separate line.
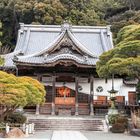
[0, 0, 140, 53]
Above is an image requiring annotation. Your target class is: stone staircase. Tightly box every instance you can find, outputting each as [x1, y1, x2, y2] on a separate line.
[28, 117, 105, 131]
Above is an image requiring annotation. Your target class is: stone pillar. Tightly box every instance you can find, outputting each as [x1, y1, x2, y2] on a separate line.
[25, 124, 29, 136]
[75, 76, 79, 115]
[90, 75, 94, 116]
[35, 104, 40, 115]
[51, 75, 56, 115]
[6, 123, 10, 134]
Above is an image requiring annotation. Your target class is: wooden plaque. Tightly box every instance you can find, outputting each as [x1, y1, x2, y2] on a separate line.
[55, 97, 75, 105]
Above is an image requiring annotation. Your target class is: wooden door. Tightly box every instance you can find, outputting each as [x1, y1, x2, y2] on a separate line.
[128, 92, 136, 105]
[116, 96, 125, 103]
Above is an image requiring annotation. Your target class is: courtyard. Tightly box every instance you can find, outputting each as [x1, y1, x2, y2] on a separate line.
[28, 130, 140, 140]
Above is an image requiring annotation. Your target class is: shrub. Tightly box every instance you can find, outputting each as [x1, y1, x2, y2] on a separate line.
[0, 122, 5, 132]
[4, 113, 27, 124]
[111, 123, 125, 133]
[108, 114, 119, 125]
[116, 116, 128, 129]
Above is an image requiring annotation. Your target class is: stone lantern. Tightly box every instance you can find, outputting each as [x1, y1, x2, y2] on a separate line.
[108, 74, 119, 115]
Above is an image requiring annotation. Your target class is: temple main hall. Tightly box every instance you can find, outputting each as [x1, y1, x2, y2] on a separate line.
[3, 23, 136, 115]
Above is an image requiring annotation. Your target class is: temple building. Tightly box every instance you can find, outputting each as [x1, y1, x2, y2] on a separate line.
[2, 23, 136, 115]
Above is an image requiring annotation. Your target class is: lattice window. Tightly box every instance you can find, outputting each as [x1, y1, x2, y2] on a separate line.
[56, 87, 75, 97]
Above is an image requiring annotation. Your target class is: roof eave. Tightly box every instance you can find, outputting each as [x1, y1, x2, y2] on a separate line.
[14, 61, 96, 68]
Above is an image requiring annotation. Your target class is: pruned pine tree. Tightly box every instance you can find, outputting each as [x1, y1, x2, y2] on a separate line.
[96, 24, 140, 100]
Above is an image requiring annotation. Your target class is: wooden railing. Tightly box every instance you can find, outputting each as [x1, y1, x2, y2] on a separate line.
[94, 100, 108, 105]
[95, 108, 108, 115]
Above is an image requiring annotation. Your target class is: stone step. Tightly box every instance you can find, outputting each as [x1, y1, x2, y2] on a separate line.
[34, 127, 103, 131]
[29, 119, 104, 131]
[35, 128, 102, 131]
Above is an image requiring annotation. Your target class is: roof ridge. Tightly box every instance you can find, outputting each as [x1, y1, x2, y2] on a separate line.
[19, 23, 111, 30]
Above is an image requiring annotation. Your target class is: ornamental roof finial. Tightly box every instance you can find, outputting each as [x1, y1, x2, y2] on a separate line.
[61, 20, 72, 32]
[107, 25, 111, 36]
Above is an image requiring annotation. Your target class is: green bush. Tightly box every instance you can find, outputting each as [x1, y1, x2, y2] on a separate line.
[0, 122, 5, 132]
[108, 114, 119, 125]
[4, 113, 27, 124]
[111, 123, 125, 133]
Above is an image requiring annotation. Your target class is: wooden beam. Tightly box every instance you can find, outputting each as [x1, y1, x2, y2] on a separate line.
[35, 72, 90, 77]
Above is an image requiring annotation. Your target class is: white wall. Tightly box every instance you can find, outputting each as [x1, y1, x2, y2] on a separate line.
[93, 78, 136, 101]
[43, 78, 136, 102]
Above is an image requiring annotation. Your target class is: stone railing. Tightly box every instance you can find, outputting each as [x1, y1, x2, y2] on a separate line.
[0, 123, 35, 137]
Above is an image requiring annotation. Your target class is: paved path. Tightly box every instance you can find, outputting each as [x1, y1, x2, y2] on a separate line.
[51, 131, 88, 140]
[83, 131, 140, 140]
[28, 130, 140, 140]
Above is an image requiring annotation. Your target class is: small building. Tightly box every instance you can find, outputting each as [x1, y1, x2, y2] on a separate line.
[2, 23, 136, 115]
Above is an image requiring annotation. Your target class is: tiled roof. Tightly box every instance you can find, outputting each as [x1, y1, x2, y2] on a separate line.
[123, 79, 138, 85]
[1, 51, 20, 68]
[2, 23, 114, 67]
[15, 54, 98, 66]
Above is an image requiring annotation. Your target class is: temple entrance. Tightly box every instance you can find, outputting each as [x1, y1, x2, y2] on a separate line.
[42, 73, 94, 116]
[55, 86, 75, 115]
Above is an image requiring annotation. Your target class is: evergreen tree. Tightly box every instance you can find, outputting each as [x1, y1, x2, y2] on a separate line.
[0, 0, 139, 49]
[96, 24, 140, 100]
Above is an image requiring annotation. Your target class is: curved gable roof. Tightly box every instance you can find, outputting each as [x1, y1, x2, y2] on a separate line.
[3, 23, 114, 68]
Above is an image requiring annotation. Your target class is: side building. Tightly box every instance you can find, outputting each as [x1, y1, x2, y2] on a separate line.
[1, 23, 136, 115]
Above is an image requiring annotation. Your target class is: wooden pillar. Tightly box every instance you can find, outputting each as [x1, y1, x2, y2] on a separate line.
[37, 74, 42, 82]
[90, 75, 94, 116]
[35, 74, 42, 115]
[75, 76, 79, 115]
[35, 104, 40, 115]
[51, 75, 56, 115]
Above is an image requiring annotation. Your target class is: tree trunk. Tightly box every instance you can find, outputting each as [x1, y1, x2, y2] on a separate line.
[0, 107, 17, 122]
